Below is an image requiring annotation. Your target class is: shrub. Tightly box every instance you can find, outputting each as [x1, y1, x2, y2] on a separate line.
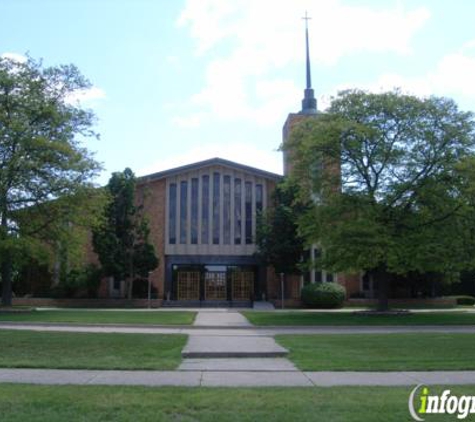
[455, 296, 475, 306]
[301, 282, 346, 309]
[51, 265, 102, 298]
[132, 277, 158, 299]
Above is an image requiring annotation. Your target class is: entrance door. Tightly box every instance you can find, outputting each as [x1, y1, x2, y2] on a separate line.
[231, 271, 254, 300]
[177, 271, 200, 300]
[205, 272, 227, 300]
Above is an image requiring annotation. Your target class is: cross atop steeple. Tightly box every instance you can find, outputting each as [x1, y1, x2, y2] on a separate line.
[301, 11, 317, 114]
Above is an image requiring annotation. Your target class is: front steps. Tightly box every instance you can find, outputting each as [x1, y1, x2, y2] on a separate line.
[162, 300, 252, 308]
[178, 358, 297, 371]
[181, 335, 289, 359]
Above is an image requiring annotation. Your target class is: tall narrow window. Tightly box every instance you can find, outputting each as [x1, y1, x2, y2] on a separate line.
[234, 178, 242, 245]
[315, 270, 323, 283]
[180, 180, 188, 244]
[223, 175, 231, 244]
[245, 181, 252, 244]
[168, 183, 177, 244]
[313, 248, 322, 283]
[191, 178, 199, 244]
[362, 273, 370, 290]
[213, 172, 220, 244]
[256, 184, 263, 214]
[201, 175, 209, 244]
[302, 249, 311, 285]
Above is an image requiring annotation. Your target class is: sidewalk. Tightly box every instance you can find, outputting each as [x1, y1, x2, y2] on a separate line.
[1, 323, 475, 335]
[1, 310, 474, 388]
[1, 368, 474, 387]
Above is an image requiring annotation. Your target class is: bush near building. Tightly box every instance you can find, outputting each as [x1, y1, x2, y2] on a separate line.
[301, 282, 346, 308]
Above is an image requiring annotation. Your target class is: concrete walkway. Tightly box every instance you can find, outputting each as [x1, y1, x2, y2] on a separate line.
[1, 310, 475, 387]
[1, 368, 475, 387]
[181, 311, 291, 369]
[178, 358, 298, 371]
[193, 311, 252, 327]
[2, 322, 475, 335]
[182, 335, 289, 358]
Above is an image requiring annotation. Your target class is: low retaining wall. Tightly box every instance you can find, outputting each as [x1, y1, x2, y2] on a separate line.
[270, 299, 303, 309]
[11, 298, 163, 308]
[346, 297, 457, 307]
[270, 297, 457, 309]
[9, 296, 456, 309]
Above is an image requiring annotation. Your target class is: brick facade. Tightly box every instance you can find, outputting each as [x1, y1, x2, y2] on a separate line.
[136, 178, 167, 298]
[90, 159, 282, 302]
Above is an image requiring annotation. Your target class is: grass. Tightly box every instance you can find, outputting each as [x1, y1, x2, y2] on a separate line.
[0, 330, 186, 370]
[276, 333, 475, 371]
[242, 310, 475, 326]
[0, 309, 196, 325]
[1, 384, 472, 422]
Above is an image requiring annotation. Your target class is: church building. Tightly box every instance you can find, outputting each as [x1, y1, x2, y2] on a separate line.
[121, 158, 281, 305]
[98, 19, 361, 305]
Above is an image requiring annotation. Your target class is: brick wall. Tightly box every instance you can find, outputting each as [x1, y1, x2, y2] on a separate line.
[12, 297, 163, 308]
[338, 273, 361, 297]
[136, 178, 166, 299]
[283, 113, 317, 176]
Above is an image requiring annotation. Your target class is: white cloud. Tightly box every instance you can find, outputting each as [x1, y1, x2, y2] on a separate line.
[179, 0, 429, 63]
[172, 112, 209, 128]
[335, 41, 475, 104]
[1, 52, 27, 63]
[176, 0, 430, 127]
[431, 51, 475, 98]
[65, 86, 106, 105]
[138, 142, 283, 176]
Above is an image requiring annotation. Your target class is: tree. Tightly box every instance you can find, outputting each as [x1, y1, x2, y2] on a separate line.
[92, 168, 158, 299]
[286, 89, 475, 310]
[0, 55, 103, 306]
[255, 180, 306, 276]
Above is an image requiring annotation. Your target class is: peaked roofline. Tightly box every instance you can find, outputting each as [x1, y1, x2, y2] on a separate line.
[138, 157, 283, 183]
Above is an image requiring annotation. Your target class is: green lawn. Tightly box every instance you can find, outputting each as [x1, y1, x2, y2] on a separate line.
[1, 384, 471, 422]
[243, 310, 475, 326]
[0, 310, 196, 325]
[276, 333, 475, 371]
[0, 330, 186, 370]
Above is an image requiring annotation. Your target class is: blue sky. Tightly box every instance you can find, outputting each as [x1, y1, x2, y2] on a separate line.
[2, 0, 475, 184]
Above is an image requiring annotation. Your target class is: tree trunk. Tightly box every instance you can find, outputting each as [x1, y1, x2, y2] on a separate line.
[376, 271, 390, 312]
[1, 251, 12, 307]
[127, 277, 133, 300]
[0, 197, 12, 307]
[127, 255, 134, 300]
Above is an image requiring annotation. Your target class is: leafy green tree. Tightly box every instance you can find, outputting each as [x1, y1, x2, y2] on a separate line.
[0, 55, 103, 306]
[255, 180, 306, 278]
[287, 89, 475, 310]
[92, 168, 158, 299]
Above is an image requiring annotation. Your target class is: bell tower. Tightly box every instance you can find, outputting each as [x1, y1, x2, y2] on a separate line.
[283, 11, 318, 175]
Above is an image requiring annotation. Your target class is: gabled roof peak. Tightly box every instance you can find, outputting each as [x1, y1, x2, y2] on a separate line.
[138, 157, 282, 183]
